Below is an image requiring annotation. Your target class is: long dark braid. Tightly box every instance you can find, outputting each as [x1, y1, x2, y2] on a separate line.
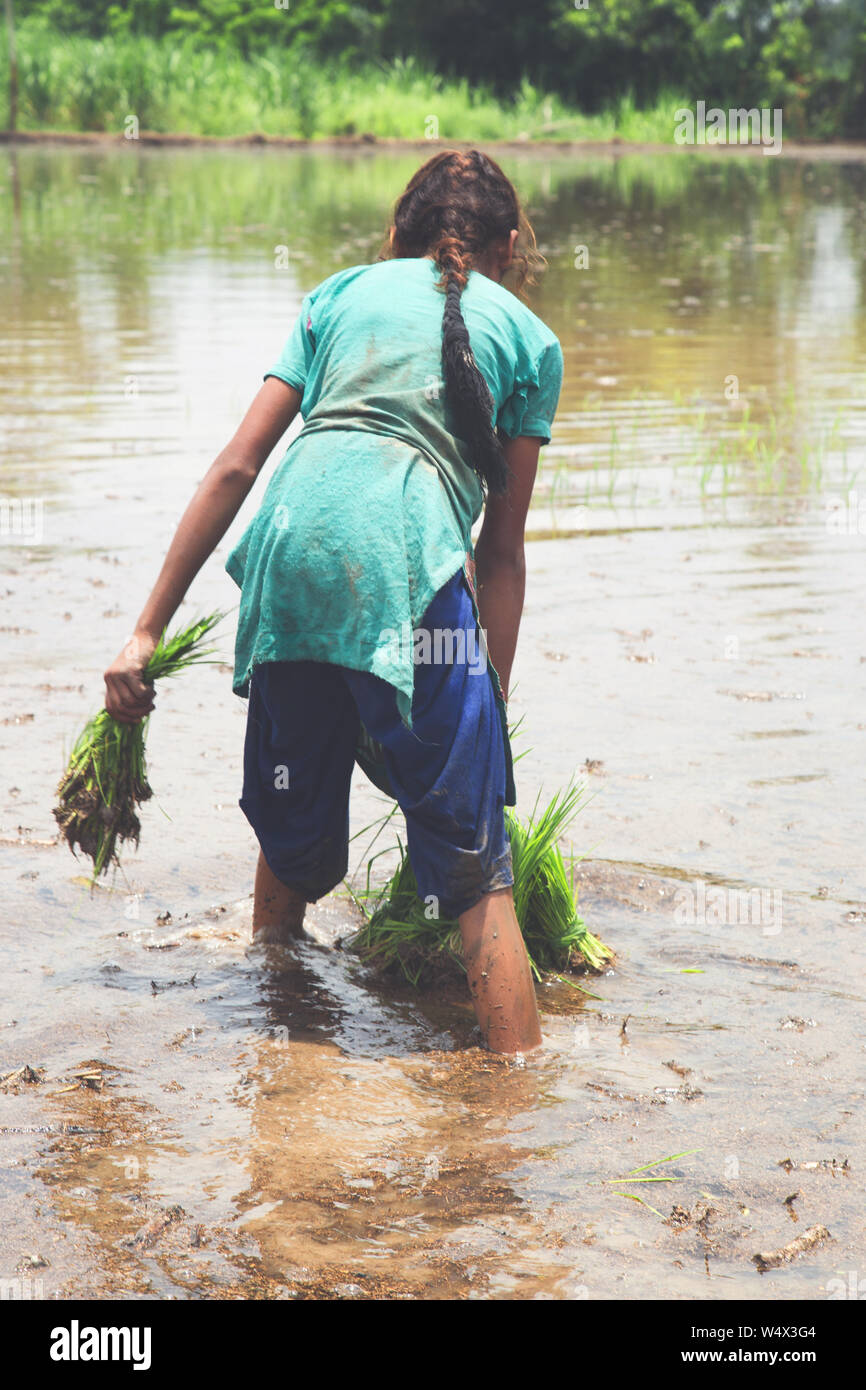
[382, 149, 542, 497]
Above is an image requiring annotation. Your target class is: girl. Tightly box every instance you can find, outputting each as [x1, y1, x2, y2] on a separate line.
[104, 149, 564, 1056]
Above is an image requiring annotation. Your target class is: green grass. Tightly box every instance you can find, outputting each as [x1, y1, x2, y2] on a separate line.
[348, 780, 612, 987]
[53, 612, 224, 881]
[598, 1149, 702, 1220]
[0, 22, 692, 142]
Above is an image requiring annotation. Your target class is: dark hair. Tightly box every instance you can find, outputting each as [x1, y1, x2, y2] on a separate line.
[379, 149, 544, 497]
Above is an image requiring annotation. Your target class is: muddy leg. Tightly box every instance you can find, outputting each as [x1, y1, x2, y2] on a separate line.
[458, 887, 542, 1055]
[252, 850, 307, 943]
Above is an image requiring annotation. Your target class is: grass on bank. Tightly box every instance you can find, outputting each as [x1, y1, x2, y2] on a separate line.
[1, 22, 689, 142]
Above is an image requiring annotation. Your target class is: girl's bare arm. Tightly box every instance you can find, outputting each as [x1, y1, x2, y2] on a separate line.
[473, 434, 540, 699]
[104, 377, 302, 723]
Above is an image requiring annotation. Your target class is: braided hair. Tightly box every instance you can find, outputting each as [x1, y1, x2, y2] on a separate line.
[380, 149, 543, 497]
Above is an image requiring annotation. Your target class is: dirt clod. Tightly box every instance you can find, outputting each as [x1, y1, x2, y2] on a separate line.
[752, 1224, 831, 1271]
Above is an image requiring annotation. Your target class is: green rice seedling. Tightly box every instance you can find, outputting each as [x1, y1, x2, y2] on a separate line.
[53, 613, 224, 881]
[509, 788, 610, 974]
[348, 840, 466, 988]
[349, 779, 611, 986]
[601, 1148, 701, 1186]
[599, 1148, 701, 1218]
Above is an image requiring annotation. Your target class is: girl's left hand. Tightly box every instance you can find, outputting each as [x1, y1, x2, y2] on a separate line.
[104, 631, 157, 724]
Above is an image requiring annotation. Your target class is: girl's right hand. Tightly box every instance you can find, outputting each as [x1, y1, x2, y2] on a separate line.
[104, 631, 158, 724]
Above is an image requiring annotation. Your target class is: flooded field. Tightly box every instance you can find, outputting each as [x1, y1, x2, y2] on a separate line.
[1, 145, 864, 1300]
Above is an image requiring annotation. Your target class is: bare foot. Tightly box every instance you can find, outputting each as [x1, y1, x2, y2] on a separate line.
[251, 851, 308, 944]
[252, 916, 306, 946]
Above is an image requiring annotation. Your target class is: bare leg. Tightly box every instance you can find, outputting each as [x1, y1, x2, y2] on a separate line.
[252, 850, 307, 944]
[458, 887, 542, 1055]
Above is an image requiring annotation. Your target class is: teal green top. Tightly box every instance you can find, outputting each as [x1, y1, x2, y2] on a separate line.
[225, 256, 563, 800]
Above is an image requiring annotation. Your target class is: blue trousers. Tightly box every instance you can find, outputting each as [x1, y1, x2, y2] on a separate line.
[239, 569, 513, 919]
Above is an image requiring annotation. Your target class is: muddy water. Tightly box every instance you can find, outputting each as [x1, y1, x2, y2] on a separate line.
[1, 146, 864, 1300]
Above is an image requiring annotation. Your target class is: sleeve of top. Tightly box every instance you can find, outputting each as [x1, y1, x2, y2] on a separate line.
[497, 337, 564, 445]
[263, 292, 316, 391]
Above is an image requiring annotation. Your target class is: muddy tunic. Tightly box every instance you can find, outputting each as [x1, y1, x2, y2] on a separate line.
[225, 256, 563, 803]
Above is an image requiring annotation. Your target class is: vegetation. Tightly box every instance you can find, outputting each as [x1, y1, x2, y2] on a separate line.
[349, 782, 612, 987]
[0, 24, 690, 141]
[53, 613, 224, 880]
[2, 1, 864, 140]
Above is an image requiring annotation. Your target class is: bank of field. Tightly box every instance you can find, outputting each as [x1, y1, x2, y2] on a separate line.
[0, 24, 703, 144]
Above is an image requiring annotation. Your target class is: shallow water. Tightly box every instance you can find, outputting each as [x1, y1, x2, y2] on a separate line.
[1, 145, 864, 1300]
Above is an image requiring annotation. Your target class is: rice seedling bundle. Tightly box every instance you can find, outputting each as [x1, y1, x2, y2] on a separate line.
[53, 613, 224, 881]
[350, 781, 611, 986]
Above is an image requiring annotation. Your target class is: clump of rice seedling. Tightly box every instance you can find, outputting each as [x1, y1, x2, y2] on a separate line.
[349, 780, 611, 986]
[53, 613, 224, 881]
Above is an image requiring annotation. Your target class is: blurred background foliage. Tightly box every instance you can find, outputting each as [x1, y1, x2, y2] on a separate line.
[3, 0, 864, 138]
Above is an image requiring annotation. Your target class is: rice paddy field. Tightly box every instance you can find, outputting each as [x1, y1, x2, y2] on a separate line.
[0, 143, 864, 1301]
